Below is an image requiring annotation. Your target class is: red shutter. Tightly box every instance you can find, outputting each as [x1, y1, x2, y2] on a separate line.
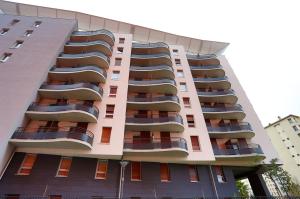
[189, 165, 199, 182]
[160, 163, 170, 182]
[191, 136, 200, 151]
[131, 162, 141, 180]
[101, 127, 112, 143]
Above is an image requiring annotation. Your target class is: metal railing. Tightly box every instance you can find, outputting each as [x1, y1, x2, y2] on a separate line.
[213, 144, 264, 156]
[190, 65, 223, 70]
[40, 82, 103, 97]
[126, 114, 183, 125]
[132, 42, 169, 49]
[124, 137, 187, 151]
[207, 122, 253, 132]
[193, 76, 228, 82]
[58, 52, 110, 64]
[50, 65, 107, 78]
[65, 40, 112, 52]
[72, 29, 115, 43]
[130, 65, 174, 72]
[131, 53, 171, 59]
[201, 104, 243, 113]
[27, 103, 99, 118]
[128, 79, 176, 86]
[186, 53, 217, 60]
[127, 95, 179, 103]
[197, 89, 235, 96]
[12, 126, 94, 146]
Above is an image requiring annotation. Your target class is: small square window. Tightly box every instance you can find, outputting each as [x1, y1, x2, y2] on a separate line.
[175, 59, 181, 66]
[292, 125, 299, 132]
[115, 58, 122, 66]
[0, 53, 12, 63]
[117, 47, 124, 54]
[34, 21, 42, 27]
[177, 69, 184, 78]
[172, 49, 178, 55]
[109, 86, 118, 97]
[183, 97, 191, 108]
[10, 19, 20, 26]
[24, 30, 33, 37]
[187, 115, 195, 127]
[11, 40, 23, 49]
[105, 104, 115, 118]
[0, 28, 9, 35]
[95, 160, 108, 179]
[111, 71, 120, 80]
[119, 38, 125, 44]
[179, 82, 187, 92]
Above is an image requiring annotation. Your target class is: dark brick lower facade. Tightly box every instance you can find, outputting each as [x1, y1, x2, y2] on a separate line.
[0, 152, 246, 198]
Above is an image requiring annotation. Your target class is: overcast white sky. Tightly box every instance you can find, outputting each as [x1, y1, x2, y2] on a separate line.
[9, 0, 300, 125]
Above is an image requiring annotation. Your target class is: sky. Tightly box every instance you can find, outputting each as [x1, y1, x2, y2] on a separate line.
[7, 0, 300, 125]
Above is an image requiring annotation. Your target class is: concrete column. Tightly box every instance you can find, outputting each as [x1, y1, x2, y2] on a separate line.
[248, 173, 271, 197]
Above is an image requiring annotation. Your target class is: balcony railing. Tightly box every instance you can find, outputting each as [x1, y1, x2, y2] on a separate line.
[213, 144, 264, 156]
[126, 114, 183, 125]
[207, 122, 253, 132]
[40, 82, 103, 96]
[71, 29, 115, 45]
[128, 79, 176, 86]
[131, 53, 171, 59]
[193, 76, 228, 82]
[190, 65, 222, 70]
[12, 126, 94, 146]
[127, 96, 179, 103]
[202, 104, 243, 113]
[66, 40, 112, 51]
[186, 54, 216, 60]
[58, 52, 110, 64]
[50, 65, 107, 78]
[197, 89, 235, 96]
[130, 65, 173, 72]
[28, 103, 99, 118]
[132, 42, 169, 49]
[124, 137, 187, 151]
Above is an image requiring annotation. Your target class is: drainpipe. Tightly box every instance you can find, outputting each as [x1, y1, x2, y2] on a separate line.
[118, 161, 128, 199]
[0, 148, 15, 180]
[209, 165, 219, 199]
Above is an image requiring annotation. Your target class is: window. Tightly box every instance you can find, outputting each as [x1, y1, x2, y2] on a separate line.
[175, 59, 181, 66]
[160, 163, 170, 182]
[0, 28, 9, 35]
[117, 47, 124, 54]
[17, 153, 37, 175]
[49, 196, 62, 199]
[176, 69, 184, 78]
[109, 86, 118, 97]
[190, 136, 200, 151]
[95, 160, 108, 179]
[179, 82, 187, 92]
[10, 19, 20, 26]
[188, 165, 199, 182]
[105, 104, 115, 118]
[0, 53, 12, 63]
[101, 127, 112, 144]
[24, 30, 33, 37]
[11, 40, 23, 49]
[183, 97, 191, 108]
[115, 58, 122, 66]
[172, 49, 178, 55]
[293, 125, 299, 132]
[111, 71, 120, 80]
[56, 157, 72, 177]
[34, 21, 42, 27]
[215, 166, 226, 183]
[5, 195, 19, 199]
[131, 162, 141, 181]
[119, 37, 125, 44]
[187, 115, 195, 127]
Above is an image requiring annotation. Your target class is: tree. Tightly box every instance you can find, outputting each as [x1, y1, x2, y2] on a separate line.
[236, 180, 250, 198]
[263, 158, 300, 197]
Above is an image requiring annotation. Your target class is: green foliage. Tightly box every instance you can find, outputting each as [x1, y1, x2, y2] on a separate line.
[236, 180, 250, 198]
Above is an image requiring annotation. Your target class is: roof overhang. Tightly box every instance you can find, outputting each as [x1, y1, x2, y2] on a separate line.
[0, 0, 229, 55]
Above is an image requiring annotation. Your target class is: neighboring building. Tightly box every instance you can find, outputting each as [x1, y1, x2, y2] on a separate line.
[265, 115, 300, 184]
[0, 1, 278, 198]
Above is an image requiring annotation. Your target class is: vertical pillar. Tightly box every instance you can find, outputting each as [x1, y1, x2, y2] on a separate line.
[118, 161, 128, 199]
[248, 173, 271, 197]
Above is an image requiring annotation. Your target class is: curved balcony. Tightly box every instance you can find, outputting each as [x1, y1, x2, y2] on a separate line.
[123, 137, 188, 156]
[57, 52, 110, 69]
[201, 104, 246, 120]
[197, 89, 238, 104]
[132, 42, 170, 54]
[49, 66, 107, 83]
[193, 76, 231, 90]
[125, 115, 184, 132]
[64, 40, 112, 56]
[26, 103, 99, 122]
[207, 122, 255, 138]
[10, 127, 94, 150]
[128, 79, 177, 94]
[130, 65, 174, 79]
[38, 83, 103, 101]
[190, 65, 225, 77]
[70, 29, 115, 46]
[131, 53, 172, 67]
[213, 144, 265, 161]
[127, 96, 180, 111]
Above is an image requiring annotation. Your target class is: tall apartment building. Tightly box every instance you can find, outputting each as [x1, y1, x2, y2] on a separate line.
[0, 1, 279, 198]
[265, 115, 300, 184]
